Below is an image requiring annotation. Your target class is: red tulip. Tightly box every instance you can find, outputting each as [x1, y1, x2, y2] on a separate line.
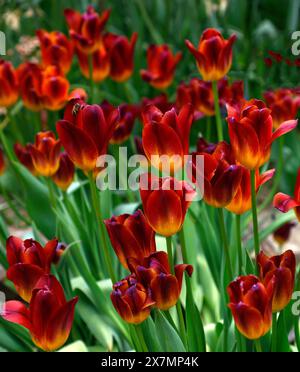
[68, 87, 88, 101]
[140, 93, 173, 115]
[14, 143, 37, 175]
[76, 45, 110, 82]
[128, 251, 193, 310]
[6, 236, 58, 302]
[185, 28, 236, 81]
[257, 250, 296, 312]
[226, 99, 297, 170]
[104, 210, 156, 269]
[0, 147, 5, 176]
[36, 29, 74, 74]
[56, 100, 119, 171]
[52, 152, 75, 191]
[139, 173, 196, 236]
[28, 131, 61, 177]
[1, 275, 78, 351]
[0, 60, 18, 107]
[227, 275, 273, 340]
[273, 222, 296, 246]
[273, 167, 300, 221]
[104, 32, 138, 82]
[142, 103, 194, 172]
[140, 44, 182, 89]
[64, 6, 110, 54]
[111, 274, 155, 324]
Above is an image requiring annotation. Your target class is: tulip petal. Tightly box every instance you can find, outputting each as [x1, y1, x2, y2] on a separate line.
[1, 301, 32, 330]
[6, 236, 24, 266]
[150, 273, 180, 310]
[273, 192, 300, 212]
[271, 119, 298, 144]
[174, 264, 193, 290]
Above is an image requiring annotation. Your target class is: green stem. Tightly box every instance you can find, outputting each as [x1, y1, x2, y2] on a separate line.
[235, 214, 243, 275]
[88, 172, 116, 283]
[134, 324, 148, 352]
[212, 80, 223, 142]
[205, 116, 212, 142]
[166, 236, 174, 275]
[217, 208, 233, 279]
[88, 54, 94, 103]
[254, 339, 262, 352]
[271, 312, 277, 352]
[250, 169, 260, 258]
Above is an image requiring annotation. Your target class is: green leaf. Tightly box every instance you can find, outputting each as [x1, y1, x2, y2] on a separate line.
[140, 317, 161, 352]
[58, 340, 88, 352]
[275, 310, 291, 352]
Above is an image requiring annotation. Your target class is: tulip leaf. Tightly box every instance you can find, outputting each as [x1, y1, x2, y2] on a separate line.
[140, 317, 162, 352]
[275, 310, 291, 352]
[58, 340, 89, 352]
[154, 310, 186, 352]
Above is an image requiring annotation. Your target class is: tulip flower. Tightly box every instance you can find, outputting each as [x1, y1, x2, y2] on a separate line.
[257, 250, 296, 312]
[185, 28, 236, 82]
[76, 45, 110, 82]
[142, 103, 194, 172]
[104, 210, 156, 269]
[140, 44, 182, 89]
[273, 222, 296, 246]
[104, 32, 138, 82]
[36, 29, 74, 74]
[64, 6, 110, 54]
[1, 275, 78, 351]
[226, 99, 298, 170]
[264, 88, 299, 129]
[52, 242, 67, 265]
[14, 143, 37, 175]
[57, 100, 119, 171]
[68, 87, 88, 101]
[139, 173, 196, 236]
[227, 275, 273, 340]
[140, 93, 173, 115]
[273, 167, 300, 221]
[28, 131, 61, 177]
[0, 147, 5, 176]
[52, 152, 75, 191]
[111, 274, 155, 324]
[128, 251, 193, 310]
[196, 137, 217, 154]
[6, 236, 58, 302]
[0, 60, 19, 107]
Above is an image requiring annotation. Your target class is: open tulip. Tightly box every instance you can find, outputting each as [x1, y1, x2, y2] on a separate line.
[185, 28, 236, 81]
[140, 44, 182, 89]
[36, 29, 74, 74]
[226, 99, 297, 170]
[128, 251, 193, 310]
[64, 6, 110, 54]
[6, 236, 58, 302]
[273, 167, 300, 221]
[111, 274, 155, 324]
[257, 250, 295, 312]
[28, 131, 61, 177]
[1, 275, 78, 351]
[142, 103, 194, 172]
[139, 173, 196, 236]
[227, 275, 273, 340]
[57, 100, 119, 171]
[76, 45, 110, 82]
[0, 60, 18, 107]
[14, 143, 37, 175]
[104, 32, 138, 82]
[52, 152, 75, 191]
[104, 210, 156, 269]
[0, 147, 5, 175]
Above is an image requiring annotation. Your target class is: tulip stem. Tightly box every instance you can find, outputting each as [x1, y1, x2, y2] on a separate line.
[88, 172, 116, 283]
[235, 214, 244, 274]
[166, 236, 175, 275]
[250, 169, 260, 258]
[212, 80, 223, 142]
[88, 54, 94, 103]
[217, 208, 233, 279]
[134, 324, 148, 352]
[254, 339, 262, 352]
[271, 312, 278, 352]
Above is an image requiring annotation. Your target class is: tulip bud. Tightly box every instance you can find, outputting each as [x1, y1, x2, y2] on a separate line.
[0, 60, 18, 108]
[14, 143, 37, 175]
[52, 152, 75, 191]
[76, 45, 110, 82]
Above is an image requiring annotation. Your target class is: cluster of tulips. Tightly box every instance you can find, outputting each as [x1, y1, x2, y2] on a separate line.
[0, 4, 300, 352]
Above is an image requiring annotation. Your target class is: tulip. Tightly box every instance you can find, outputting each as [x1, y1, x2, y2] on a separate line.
[273, 167, 300, 221]
[56, 100, 119, 171]
[196, 137, 217, 154]
[14, 143, 37, 175]
[36, 29, 74, 74]
[6, 236, 58, 302]
[273, 222, 296, 246]
[104, 210, 156, 269]
[52, 242, 67, 265]
[226, 99, 297, 170]
[264, 88, 299, 129]
[28, 131, 61, 177]
[140, 93, 173, 115]
[104, 32, 138, 82]
[52, 152, 75, 191]
[0, 147, 5, 176]
[0, 60, 18, 107]
[140, 44, 182, 89]
[185, 28, 236, 82]
[76, 45, 110, 82]
[227, 275, 273, 340]
[142, 103, 194, 172]
[1, 275, 78, 351]
[128, 251, 193, 310]
[111, 274, 155, 324]
[68, 87, 88, 101]
[139, 173, 196, 236]
[64, 6, 110, 54]
[257, 250, 296, 312]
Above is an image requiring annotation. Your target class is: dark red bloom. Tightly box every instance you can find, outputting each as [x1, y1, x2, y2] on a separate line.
[0, 60, 18, 107]
[1, 275, 78, 351]
[257, 250, 296, 312]
[14, 143, 37, 175]
[273, 222, 296, 245]
[52, 152, 75, 191]
[140, 44, 182, 89]
[76, 45, 110, 82]
[140, 93, 174, 115]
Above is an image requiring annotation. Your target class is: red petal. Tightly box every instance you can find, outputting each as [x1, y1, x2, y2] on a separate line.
[1, 301, 32, 330]
[273, 192, 300, 212]
[174, 264, 193, 290]
[271, 119, 298, 144]
[6, 236, 24, 266]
